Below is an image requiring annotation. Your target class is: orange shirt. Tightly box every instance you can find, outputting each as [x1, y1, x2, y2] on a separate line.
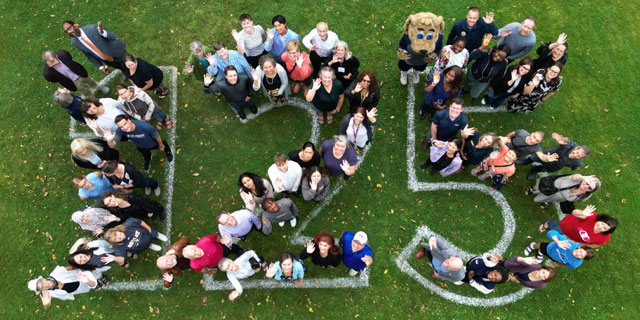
[487, 144, 516, 177]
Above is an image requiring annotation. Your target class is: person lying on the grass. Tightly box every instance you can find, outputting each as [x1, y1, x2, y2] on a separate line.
[524, 230, 594, 269]
[525, 173, 600, 210]
[218, 250, 267, 300]
[182, 233, 244, 275]
[503, 256, 556, 289]
[266, 252, 305, 287]
[28, 266, 98, 308]
[539, 205, 617, 248]
[104, 218, 168, 258]
[71, 207, 121, 237]
[260, 197, 299, 235]
[462, 253, 509, 294]
[73, 171, 114, 202]
[156, 236, 191, 288]
[416, 234, 465, 284]
[101, 190, 165, 221]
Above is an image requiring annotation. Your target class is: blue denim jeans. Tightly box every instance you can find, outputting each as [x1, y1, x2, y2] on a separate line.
[463, 71, 489, 99]
[545, 220, 564, 234]
[152, 110, 168, 121]
[142, 176, 158, 189]
[483, 90, 510, 109]
[229, 99, 255, 114]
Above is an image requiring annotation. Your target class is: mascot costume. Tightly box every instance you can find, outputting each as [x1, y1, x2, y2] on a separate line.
[397, 12, 444, 85]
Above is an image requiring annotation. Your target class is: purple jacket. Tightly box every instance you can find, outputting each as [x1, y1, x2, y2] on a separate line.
[430, 140, 462, 177]
[504, 256, 548, 289]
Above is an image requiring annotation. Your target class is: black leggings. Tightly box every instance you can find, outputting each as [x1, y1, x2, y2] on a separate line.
[137, 140, 170, 162]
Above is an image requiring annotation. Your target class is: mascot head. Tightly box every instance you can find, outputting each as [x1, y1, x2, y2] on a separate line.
[403, 12, 444, 54]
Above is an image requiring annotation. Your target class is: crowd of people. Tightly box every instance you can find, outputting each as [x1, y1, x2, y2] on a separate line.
[409, 7, 617, 294]
[29, 7, 617, 307]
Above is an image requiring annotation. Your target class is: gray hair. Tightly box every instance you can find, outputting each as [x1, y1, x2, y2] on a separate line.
[333, 134, 350, 146]
[334, 40, 352, 60]
[190, 41, 204, 54]
[218, 257, 232, 271]
[42, 50, 56, 62]
[318, 66, 335, 79]
[54, 89, 74, 106]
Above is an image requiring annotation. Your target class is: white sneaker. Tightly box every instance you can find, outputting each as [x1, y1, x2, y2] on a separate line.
[278, 221, 285, 227]
[400, 71, 408, 85]
[155, 232, 168, 242]
[154, 186, 161, 196]
[348, 268, 359, 277]
[481, 98, 487, 105]
[149, 244, 162, 251]
[289, 217, 297, 227]
[99, 86, 109, 94]
[145, 187, 152, 195]
[412, 70, 420, 84]
[453, 281, 464, 286]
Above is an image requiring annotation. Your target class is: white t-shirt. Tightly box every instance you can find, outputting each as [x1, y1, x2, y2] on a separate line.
[238, 25, 265, 56]
[302, 28, 339, 57]
[267, 160, 302, 192]
[93, 98, 125, 137]
[437, 45, 469, 70]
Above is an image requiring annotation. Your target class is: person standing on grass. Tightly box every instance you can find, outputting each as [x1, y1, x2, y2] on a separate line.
[302, 22, 339, 75]
[182, 233, 243, 275]
[493, 17, 537, 62]
[540, 205, 618, 248]
[70, 138, 120, 170]
[470, 137, 517, 190]
[42, 50, 109, 101]
[526, 174, 600, 211]
[524, 230, 595, 268]
[260, 197, 299, 235]
[301, 166, 330, 202]
[71, 207, 121, 237]
[532, 33, 569, 72]
[506, 63, 563, 113]
[520, 132, 589, 180]
[103, 115, 173, 173]
[101, 160, 161, 196]
[266, 252, 306, 287]
[251, 54, 290, 105]
[418, 138, 463, 177]
[424, 98, 470, 146]
[288, 142, 322, 172]
[63, 20, 128, 76]
[218, 250, 267, 301]
[459, 131, 498, 171]
[184, 41, 215, 81]
[104, 217, 168, 256]
[115, 84, 173, 130]
[123, 54, 170, 99]
[463, 253, 509, 294]
[504, 129, 544, 164]
[341, 231, 373, 276]
[416, 234, 465, 284]
[482, 57, 534, 109]
[339, 106, 378, 151]
[205, 42, 253, 82]
[463, 35, 511, 99]
[203, 66, 257, 120]
[419, 65, 464, 120]
[446, 7, 498, 52]
[54, 87, 86, 124]
[232, 14, 267, 68]
[281, 40, 313, 95]
[300, 232, 342, 268]
[325, 41, 360, 89]
[79, 98, 125, 137]
[503, 256, 557, 289]
[344, 70, 380, 112]
[319, 135, 357, 178]
[267, 153, 303, 197]
[217, 209, 262, 243]
[264, 15, 300, 66]
[101, 190, 166, 221]
[156, 236, 191, 288]
[306, 67, 344, 124]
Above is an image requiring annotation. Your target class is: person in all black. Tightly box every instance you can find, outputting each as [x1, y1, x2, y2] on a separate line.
[101, 160, 160, 196]
[300, 232, 341, 268]
[101, 190, 165, 221]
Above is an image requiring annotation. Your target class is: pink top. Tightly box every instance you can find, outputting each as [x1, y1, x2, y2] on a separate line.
[190, 234, 224, 273]
[281, 51, 312, 81]
[487, 144, 516, 177]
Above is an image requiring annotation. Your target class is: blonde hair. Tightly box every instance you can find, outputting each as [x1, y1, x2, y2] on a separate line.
[70, 138, 103, 161]
[286, 40, 300, 52]
[104, 225, 126, 246]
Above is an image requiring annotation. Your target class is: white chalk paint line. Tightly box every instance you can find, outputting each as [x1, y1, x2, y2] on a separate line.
[397, 69, 543, 306]
[203, 97, 372, 290]
[67, 66, 178, 291]
[395, 226, 533, 307]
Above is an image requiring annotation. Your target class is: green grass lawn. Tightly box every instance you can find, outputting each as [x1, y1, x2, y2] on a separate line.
[1, 0, 639, 318]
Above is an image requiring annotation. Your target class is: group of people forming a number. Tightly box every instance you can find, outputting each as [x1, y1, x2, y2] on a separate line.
[29, 6, 618, 307]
